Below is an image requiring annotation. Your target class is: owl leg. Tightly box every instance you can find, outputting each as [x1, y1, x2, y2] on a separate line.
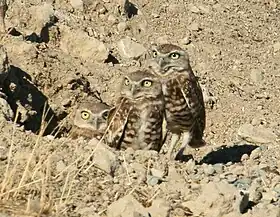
[175, 131, 192, 160]
[167, 133, 180, 159]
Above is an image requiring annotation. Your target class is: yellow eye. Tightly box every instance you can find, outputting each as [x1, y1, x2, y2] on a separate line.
[152, 51, 158, 58]
[170, 52, 180, 60]
[124, 78, 130, 86]
[81, 111, 90, 120]
[142, 80, 153, 87]
[102, 110, 109, 120]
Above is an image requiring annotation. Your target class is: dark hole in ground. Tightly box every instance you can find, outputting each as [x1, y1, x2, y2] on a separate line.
[8, 27, 22, 37]
[105, 53, 119, 65]
[124, 0, 138, 18]
[4, 66, 59, 136]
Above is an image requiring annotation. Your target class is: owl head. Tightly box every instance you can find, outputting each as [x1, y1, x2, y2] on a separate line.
[120, 69, 162, 100]
[149, 43, 191, 76]
[73, 102, 110, 132]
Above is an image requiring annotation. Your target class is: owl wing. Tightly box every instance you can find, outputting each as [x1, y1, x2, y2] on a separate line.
[106, 98, 131, 149]
[180, 71, 206, 138]
[150, 103, 165, 152]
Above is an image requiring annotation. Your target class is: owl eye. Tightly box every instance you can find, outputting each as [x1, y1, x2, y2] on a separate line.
[81, 111, 90, 120]
[124, 78, 130, 86]
[169, 52, 180, 60]
[152, 51, 158, 58]
[142, 80, 153, 87]
[102, 110, 109, 120]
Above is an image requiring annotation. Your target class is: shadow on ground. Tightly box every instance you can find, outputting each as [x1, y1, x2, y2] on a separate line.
[199, 144, 259, 165]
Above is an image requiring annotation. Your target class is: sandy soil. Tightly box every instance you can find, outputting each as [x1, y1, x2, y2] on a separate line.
[0, 0, 279, 216]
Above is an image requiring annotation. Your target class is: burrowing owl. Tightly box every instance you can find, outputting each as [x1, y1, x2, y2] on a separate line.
[148, 43, 206, 160]
[106, 69, 164, 151]
[70, 101, 110, 140]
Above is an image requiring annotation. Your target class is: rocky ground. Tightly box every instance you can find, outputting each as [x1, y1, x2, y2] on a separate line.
[0, 0, 280, 216]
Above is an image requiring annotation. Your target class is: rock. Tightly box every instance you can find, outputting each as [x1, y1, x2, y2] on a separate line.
[213, 163, 224, 173]
[89, 139, 119, 175]
[249, 179, 263, 203]
[70, 0, 84, 10]
[203, 164, 215, 175]
[146, 175, 161, 186]
[5, 39, 38, 64]
[0, 144, 7, 161]
[247, 205, 280, 217]
[262, 190, 278, 202]
[147, 199, 170, 217]
[182, 181, 249, 216]
[117, 22, 128, 32]
[241, 154, 249, 161]
[238, 124, 277, 144]
[0, 97, 14, 121]
[234, 178, 251, 190]
[29, 3, 55, 34]
[188, 22, 200, 31]
[249, 147, 261, 160]
[189, 4, 200, 13]
[273, 42, 280, 52]
[227, 174, 237, 184]
[107, 195, 149, 217]
[117, 37, 147, 59]
[150, 168, 164, 179]
[60, 26, 109, 63]
[250, 69, 263, 83]
[155, 35, 169, 44]
[198, 5, 210, 13]
[108, 14, 118, 25]
[78, 206, 99, 217]
[0, 45, 9, 84]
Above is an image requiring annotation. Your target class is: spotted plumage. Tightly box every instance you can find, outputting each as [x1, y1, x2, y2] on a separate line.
[106, 70, 164, 151]
[148, 43, 206, 160]
[70, 101, 110, 140]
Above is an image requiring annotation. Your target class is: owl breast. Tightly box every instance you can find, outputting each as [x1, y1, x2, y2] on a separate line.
[122, 97, 164, 151]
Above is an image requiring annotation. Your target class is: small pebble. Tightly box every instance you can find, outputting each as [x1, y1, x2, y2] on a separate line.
[203, 165, 215, 175]
[273, 42, 280, 52]
[151, 168, 164, 179]
[108, 14, 118, 25]
[241, 154, 249, 161]
[250, 148, 261, 160]
[146, 175, 161, 186]
[117, 22, 128, 32]
[189, 4, 200, 13]
[227, 174, 237, 184]
[188, 22, 200, 31]
[213, 164, 224, 173]
[234, 178, 252, 190]
[250, 69, 263, 83]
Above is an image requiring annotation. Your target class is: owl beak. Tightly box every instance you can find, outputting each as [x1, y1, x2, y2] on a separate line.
[93, 119, 99, 129]
[129, 85, 139, 98]
[130, 85, 136, 96]
[158, 57, 165, 68]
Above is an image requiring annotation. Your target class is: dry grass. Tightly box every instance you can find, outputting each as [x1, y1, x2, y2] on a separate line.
[0, 99, 131, 216]
[0, 106, 55, 216]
